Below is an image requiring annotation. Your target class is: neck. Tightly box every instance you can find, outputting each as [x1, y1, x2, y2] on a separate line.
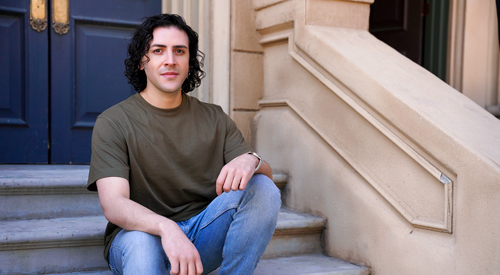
[140, 88, 183, 109]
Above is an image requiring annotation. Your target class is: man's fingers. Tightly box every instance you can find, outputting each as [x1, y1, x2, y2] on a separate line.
[196, 257, 203, 275]
[179, 259, 187, 275]
[217, 153, 258, 195]
[239, 173, 251, 191]
[230, 173, 242, 191]
[223, 170, 235, 193]
[170, 258, 180, 275]
[169, 253, 202, 275]
[216, 170, 227, 195]
[187, 261, 196, 275]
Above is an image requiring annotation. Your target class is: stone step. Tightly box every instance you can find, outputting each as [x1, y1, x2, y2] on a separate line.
[0, 208, 324, 274]
[263, 207, 325, 259]
[272, 173, 288, 191]
[0, 165, 287, 221]
[254, 254, 369, 275]
[0, 165, 102, 220]
[0, 216, 109, 274]
[50, 254, 369, 275]
[208, 254, 369, 275]
[0, 209, 323, 255]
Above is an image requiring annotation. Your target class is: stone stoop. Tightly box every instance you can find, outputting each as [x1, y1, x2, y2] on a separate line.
[0, 165, 369, 274]
[0, 166, 107, 275]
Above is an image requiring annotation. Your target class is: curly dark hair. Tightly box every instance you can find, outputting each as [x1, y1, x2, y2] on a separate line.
[125, 14, 205, 93]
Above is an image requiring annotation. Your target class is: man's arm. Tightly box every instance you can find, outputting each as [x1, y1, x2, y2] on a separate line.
[96, 177, 203, 275]
[216, 153, 272, 196]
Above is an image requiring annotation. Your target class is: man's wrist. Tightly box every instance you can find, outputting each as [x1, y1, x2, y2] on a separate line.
[246, 151, 262, 172]
[157, 217, 179, 237]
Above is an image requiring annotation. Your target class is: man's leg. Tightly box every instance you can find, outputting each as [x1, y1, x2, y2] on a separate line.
[108, 229, 168, 275]
[107, 174, 280, 275]
[189, 174, 281, 275]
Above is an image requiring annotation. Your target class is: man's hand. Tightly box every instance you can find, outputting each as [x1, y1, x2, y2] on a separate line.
[216, 153, 258, 195]
[159, 222, 203, 275]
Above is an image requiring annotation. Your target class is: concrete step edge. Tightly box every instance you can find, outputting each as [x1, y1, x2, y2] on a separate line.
[275, 208, 325, 235]
[0, 184, 89, 196]
[273, 173, 288, 190]
[0, 165, 90, 196]
[0, 208, 323, 251]
[0, 165, 288, 194]
[0, 216, 107, 251]
[46, 254, 369, 275]
[254, 254, 370, 275]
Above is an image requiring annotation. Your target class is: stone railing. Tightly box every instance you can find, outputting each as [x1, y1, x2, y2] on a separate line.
[247, 0, 500, 274]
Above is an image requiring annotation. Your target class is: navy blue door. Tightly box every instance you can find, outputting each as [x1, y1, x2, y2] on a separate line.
[0, 0, 49, 163]
[0, 0, 160, 164]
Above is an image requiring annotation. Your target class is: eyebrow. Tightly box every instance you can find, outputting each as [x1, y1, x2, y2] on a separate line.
[150, 44, 188, 49]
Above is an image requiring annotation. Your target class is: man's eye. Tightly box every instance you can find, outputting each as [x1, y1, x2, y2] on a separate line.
[153, 49, 162, 53]
[176, 49, 185, 54]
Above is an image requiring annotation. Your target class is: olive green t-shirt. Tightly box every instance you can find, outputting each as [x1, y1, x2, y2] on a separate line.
[87, 92, 251, 262]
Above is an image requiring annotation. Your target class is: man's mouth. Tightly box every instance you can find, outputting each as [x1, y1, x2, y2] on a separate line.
[161, 72, 179, 78]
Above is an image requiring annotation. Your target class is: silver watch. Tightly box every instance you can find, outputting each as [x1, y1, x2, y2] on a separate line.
[247, 151, 262, 172]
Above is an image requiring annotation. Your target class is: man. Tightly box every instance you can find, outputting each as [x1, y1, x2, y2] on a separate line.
[86, 14, 281, 275]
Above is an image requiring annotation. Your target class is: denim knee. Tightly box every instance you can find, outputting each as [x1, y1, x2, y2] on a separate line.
[246, 174, 282, 211]
[109, 230, 167, 274]
[114, 230, 162, 254]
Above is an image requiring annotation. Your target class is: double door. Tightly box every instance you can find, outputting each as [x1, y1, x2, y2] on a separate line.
[0, 0, 160, 163]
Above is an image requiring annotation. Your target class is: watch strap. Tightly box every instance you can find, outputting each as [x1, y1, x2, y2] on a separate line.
[247, 151, 262, 172]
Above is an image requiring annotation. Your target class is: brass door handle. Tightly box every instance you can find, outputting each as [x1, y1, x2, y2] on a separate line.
[52, 0, 69, 35]
[30, 0, 47, 32]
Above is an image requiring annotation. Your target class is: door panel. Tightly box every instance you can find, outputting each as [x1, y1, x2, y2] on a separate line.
[0, 1, 49, 163]
[74, 24, 136, 127]
[0, 14, 25, 125]
[50, 0, 160, 163]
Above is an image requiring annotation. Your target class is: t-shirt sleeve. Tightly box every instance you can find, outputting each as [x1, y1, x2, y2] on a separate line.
[87, 117, 130, 191]
[222, 113, 252, 163]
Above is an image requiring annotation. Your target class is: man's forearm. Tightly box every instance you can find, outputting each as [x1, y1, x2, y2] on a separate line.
[103, 194, 178, 236]
[255, 160, 273, 180]
[96, 177, 177, 237]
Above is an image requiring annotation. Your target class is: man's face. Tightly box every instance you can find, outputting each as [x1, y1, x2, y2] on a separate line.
[141, 27, 190, 95]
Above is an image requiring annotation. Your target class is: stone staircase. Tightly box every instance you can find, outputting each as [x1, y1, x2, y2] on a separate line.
[0, 165, 369, 275]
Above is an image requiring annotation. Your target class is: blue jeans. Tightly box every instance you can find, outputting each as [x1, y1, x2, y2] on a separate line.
[108, 174, 281, 275]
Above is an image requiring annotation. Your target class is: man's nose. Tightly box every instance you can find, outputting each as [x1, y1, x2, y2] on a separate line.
[163, 51, 176, 66]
